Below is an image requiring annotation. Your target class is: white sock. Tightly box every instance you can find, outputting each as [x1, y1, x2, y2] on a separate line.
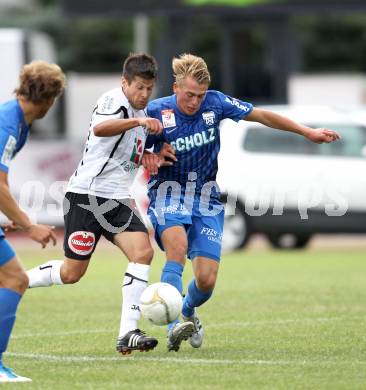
[118, 262, 150, 338]
[27, 260, 64, 288]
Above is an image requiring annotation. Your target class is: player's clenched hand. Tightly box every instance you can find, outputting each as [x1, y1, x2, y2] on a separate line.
[142, 152, 161, 175]
[27, 224, 57, 248]
[158, 143, 177, 165]
[306, 128, 341, 144]
[138, 117, 163, 135]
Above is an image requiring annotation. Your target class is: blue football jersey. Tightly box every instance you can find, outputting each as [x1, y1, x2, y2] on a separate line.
[0, 99, 30, 237]
[146, 90, 253, 198]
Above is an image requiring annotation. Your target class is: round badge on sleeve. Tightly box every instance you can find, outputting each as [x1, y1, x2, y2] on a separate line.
[68, 231, 95, 256]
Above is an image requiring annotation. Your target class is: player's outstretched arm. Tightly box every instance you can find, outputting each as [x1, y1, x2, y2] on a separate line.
[245, 107, 341, 144]
[0, 171, 56, 248]
[93, 117, 163, 137]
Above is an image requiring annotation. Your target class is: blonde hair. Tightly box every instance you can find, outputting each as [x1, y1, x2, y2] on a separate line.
[172, 54, 211, 86]
[15, 60, 66, 103]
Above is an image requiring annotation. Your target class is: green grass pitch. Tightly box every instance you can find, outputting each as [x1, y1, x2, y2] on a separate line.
[4, 244, 366, 389]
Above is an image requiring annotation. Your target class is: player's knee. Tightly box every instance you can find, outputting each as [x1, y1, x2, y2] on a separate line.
[61, 269, 83, 284]
[134, 246, 154, 264]
[166, 242, 187, 262]
[17, 271, 29, 293]
[196, 274, 216, 292]
[6, 270, 29, 294]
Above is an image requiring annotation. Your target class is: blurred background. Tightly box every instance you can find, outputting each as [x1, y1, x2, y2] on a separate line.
[1, 0, 366, 250]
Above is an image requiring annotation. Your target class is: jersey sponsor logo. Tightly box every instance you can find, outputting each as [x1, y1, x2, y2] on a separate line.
[120, 160, 137, 173]
[202, 111, 215, 126]
[225, 97, 251, 112]
[130, 137, 143, 164]
[171, 128, 215, 152]
[1, 135, 16, 167]
[68, 231, 95, 256]
[161, 109, 176, 128]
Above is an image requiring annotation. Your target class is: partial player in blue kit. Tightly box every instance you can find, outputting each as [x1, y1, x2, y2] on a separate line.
[0, 61, 65, 382]
[142, 53, 341, 352]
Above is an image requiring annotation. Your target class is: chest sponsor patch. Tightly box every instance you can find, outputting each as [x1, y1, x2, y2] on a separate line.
[161, 109, 176, 128]
[68, 231, 95, 256]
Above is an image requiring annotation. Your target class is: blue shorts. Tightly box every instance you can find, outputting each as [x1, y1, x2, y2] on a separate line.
[148, 194, 224, 262]
[0, 238, 16, 266]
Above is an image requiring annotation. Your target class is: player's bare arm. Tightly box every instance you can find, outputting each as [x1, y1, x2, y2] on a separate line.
[245, 107, 341, 144]
[142, 143, 177, 175]
[93, 117, 162, 137]
[0, 171, 56, 248]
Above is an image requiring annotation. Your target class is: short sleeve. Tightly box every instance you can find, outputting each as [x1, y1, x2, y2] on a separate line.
[91, 92, 127, 128]
[0, 130, 16, 173]
[217, 91, 253, 122]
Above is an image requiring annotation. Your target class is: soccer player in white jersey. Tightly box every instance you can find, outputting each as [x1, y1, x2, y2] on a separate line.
[0, 60, 64, 382]
[27, 53, 164, 355]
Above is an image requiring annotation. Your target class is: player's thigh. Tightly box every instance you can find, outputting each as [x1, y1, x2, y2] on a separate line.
[192, 256, 220, 291]
[113, 231, 153, 264]
[0, 256, 28, 294]
[161, 225, 189, 263]
[187, 210, 224, 263]
[147, 192, 191, 260]
[63, 192, 102, 261]
[103, 199, 153, 264]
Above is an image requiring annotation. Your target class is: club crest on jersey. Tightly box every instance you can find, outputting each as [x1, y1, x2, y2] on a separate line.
[161, 109, 176, 128]
[68, 231, 95, 256]
[202, 111, 215, 126]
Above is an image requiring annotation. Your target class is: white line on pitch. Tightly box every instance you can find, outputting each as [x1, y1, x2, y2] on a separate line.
[6, 352, 366, 367]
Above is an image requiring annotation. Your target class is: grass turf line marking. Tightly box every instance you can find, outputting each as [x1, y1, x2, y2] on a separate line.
[8, 352, 366, 366]
[7, 352, 366, 366]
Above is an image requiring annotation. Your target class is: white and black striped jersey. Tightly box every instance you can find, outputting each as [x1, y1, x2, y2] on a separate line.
[67, 88, 148, 199]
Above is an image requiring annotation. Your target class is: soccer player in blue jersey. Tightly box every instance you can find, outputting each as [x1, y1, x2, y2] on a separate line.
[0, 60, 65, 382]
[143, 53, 340, 352]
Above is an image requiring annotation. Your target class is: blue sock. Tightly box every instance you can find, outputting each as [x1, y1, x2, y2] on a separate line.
[182, 279, 212, 318]
[0, 288, 22, 365]
[160, 261, 184, 331]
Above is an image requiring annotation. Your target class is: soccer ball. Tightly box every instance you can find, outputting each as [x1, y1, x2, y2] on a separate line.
[140, 282, 182, 326]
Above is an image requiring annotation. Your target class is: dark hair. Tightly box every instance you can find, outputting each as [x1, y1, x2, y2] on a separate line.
[122, 53, 158, 83]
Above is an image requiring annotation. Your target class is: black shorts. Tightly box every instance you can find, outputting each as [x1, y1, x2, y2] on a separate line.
[63, 192, 148, 260]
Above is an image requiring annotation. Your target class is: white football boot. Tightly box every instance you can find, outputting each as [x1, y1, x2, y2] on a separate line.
[0, 365, 32, 383]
